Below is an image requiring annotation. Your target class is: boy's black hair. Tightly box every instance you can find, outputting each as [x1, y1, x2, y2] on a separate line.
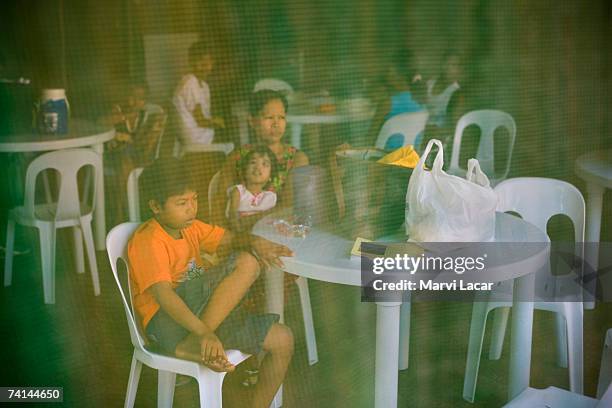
[249, 90, 289, 116]
[188, 41, 212, 67]
[140, 158, 196, 208]
[391, 48, 426, 104]
[239, 145, 279, 189]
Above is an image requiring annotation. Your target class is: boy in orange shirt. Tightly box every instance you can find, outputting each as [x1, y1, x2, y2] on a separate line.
[128, 158, 293, 407]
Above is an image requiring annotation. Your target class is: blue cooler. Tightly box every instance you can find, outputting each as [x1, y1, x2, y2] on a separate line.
[35, 89, 69, 135]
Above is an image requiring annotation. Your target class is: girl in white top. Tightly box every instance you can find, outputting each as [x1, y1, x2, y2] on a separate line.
[226, 145, 278, 232]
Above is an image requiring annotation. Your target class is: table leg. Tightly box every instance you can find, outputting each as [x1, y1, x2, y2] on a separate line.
[291, 123, 303, 150]
[91, 143, 106, 250]
[265, 266, 285, 322]
[508, 272, 535, 400]
[264, 266, 285, 408]
[584, 182, 604, 310]
[398, 299, 411, 371]
[375, 301, 401, 408]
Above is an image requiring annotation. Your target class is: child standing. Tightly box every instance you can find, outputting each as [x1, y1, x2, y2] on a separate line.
[128, 158, 293, 407]
[226, 145, 279, 233]
[173, 41, 225, 146]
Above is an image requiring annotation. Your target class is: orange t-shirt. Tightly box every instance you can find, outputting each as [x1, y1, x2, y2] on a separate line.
[127, 218, 225, 329]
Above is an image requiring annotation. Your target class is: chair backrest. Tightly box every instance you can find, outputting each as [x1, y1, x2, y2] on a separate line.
[253, 78, 294, 94]
[449, 110, 516, 180]
[375, 111, 429, 150]
[142, 103, 167, 160]
[208, 171, 221, 217]
[106, 222, 148, 352]
[494, 178, 585, 243]
[495, 178, 586, 298]
[24, 148, 101, 221]
[127, 167, 145, 222]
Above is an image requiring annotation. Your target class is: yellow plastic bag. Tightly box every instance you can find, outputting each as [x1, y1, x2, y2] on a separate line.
[377, 145, 420, 168]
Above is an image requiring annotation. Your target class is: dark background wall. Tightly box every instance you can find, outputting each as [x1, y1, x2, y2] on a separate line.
[1, 0, 611, 188]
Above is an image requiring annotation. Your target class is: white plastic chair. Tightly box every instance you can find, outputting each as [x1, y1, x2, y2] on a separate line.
[448, 110, 516, 186]
[106, 222, 256, 408]
[142, 103, 167, 161]
[127, 167, 145, 222]
[208, 171, 221, 218]
[253, 79, 294, 94]
[207, 171, 319, 366]
[4, 148, 102, 304]
[374, 111, 430, 150]
[173, 141, 234, 158]
[503, 328, 612, 408]
[598, 329, 612, 399]
[463, 177, 586, 402]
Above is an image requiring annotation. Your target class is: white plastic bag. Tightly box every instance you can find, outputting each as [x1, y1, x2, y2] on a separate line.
[405, 139, 498, 242]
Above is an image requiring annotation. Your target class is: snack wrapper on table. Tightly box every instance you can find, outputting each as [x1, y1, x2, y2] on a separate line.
[376, 145, 420, 168]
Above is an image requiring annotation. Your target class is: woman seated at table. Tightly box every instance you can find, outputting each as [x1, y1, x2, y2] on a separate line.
[366, 48, 427, 151]
[211, 90, 309, 227]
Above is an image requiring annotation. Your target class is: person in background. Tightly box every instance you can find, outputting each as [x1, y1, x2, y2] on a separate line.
[226, 145, 279, 233]
[102, 80, 165, 221]
[425, 49, 464, 128]
[212, 90, 309, 227]
[419, 49, 469, 164]
[366, 48, 427, 151]
[173, 41, 225, 146]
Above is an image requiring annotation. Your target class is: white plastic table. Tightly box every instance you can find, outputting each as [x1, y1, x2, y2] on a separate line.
[253, 212, 550, 407]
[576, 149, 612, 309]
[0, 119, 115, 250]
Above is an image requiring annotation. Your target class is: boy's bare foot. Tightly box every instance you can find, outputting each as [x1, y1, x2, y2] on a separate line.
[175, 347, 236, 372]
[204, 356, 236, 373]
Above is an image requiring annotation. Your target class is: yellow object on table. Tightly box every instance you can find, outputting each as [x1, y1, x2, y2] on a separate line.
[377, 145, 420, 168]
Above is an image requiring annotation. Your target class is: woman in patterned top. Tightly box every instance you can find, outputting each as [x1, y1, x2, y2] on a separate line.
[212, 90, 309, 227]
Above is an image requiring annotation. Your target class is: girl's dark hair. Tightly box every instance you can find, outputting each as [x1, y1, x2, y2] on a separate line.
[140, 158, 196, 207]
[239, 145, 279, 188]
[249, 90, 289, 116]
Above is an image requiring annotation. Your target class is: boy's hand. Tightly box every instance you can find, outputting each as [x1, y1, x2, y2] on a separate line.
[251, 236, 294, 269]
[200, 332, 235, 372]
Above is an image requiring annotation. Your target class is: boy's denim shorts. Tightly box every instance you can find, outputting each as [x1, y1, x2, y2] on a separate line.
[146, 253, 279, 356]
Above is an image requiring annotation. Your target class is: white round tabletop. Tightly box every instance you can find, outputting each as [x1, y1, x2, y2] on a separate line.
[253, 212, 550, 287]
[576, 149, 612, 188]
[0, 119, 115, 153]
